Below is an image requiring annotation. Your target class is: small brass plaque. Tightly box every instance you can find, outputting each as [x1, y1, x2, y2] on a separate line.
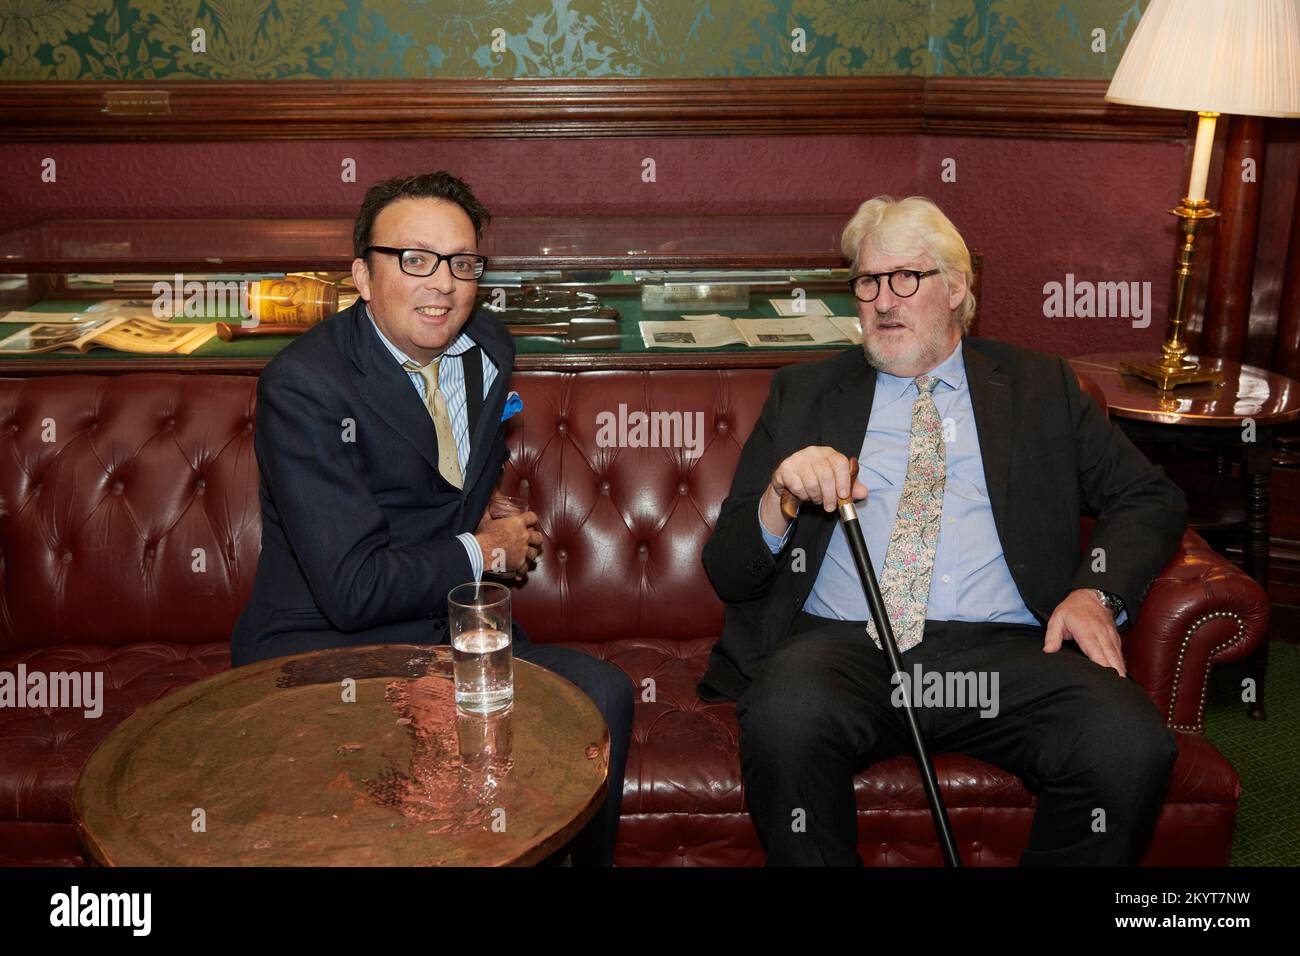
[102, 90, 171, 115]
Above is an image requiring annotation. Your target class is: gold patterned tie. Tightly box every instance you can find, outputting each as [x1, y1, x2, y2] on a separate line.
[403, 357, 464, 489]
[866, 374, 945, 653]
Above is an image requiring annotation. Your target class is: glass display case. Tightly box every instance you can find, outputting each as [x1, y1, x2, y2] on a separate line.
[0, 215, 980, 374]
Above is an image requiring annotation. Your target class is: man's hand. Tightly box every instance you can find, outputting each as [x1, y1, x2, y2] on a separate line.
[1043, 588, 1126, 677]
[760, 445, 869, 536]
[474, 510, 541, 580]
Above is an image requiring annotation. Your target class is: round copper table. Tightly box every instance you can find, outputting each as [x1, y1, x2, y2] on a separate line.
[1072, 353, 1300, 721]
[1070, 353, 1300, 428]
[73, 645, 609, 866]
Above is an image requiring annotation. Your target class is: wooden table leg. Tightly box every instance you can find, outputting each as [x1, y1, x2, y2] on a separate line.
[1244, 430, 1273, 721]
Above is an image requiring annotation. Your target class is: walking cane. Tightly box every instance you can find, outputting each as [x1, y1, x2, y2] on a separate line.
[781, 456, 962, 867]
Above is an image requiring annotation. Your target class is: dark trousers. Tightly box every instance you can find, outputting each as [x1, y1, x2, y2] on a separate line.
[736, 612, 1179, 866]
[511, 623, 635, 867]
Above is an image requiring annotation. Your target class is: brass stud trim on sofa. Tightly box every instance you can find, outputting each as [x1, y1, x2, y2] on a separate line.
[1167, 610, 1247, 734]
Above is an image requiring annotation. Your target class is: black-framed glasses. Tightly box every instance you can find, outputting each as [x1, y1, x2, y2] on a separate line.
[848, 268, 941, 303]
[366, 246, 488, 280]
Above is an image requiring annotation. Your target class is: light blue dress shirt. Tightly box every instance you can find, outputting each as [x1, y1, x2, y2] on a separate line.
[760, 339, 1041, 626]
[366, 304, 498, 583]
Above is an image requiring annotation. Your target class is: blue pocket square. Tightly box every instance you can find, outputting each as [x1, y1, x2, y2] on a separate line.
[500, 391, 523, 422]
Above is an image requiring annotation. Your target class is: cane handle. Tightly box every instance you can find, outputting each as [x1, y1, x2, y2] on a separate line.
[778, 457, 859, 521]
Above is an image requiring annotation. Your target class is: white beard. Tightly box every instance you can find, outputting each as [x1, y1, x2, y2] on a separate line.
[862, 309, 960, 376]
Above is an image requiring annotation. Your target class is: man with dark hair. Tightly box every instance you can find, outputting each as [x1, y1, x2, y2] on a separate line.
[232, 171, 633, 866]
[351, 171, 493, 256]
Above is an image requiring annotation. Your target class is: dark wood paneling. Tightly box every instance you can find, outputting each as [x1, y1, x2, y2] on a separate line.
[1242, 122, 1299, 372]
[1202, 116, 1267, 361]
[921, 77, 1188, 140]
[1275, 151, 1300, 380]
[0, 77, 1189, 143]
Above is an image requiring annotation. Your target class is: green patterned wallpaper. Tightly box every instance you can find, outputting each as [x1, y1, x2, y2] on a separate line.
[0, 0, 1147, 81]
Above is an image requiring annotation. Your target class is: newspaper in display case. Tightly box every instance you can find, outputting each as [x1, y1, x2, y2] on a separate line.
[768, 297, 834, 317]
[638, 316, 744, 349]
[0, 314, 217, 355]
[1, 298, 175, 325]
[734, 316, 849, 347]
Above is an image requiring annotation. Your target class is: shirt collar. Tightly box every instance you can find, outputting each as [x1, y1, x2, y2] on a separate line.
[874, 337, 966, 401]
[364, 301, 477, 367]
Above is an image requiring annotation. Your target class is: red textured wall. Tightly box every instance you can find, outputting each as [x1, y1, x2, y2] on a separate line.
[0, 133, 1186, 356]
[918, 136, 1187, 354]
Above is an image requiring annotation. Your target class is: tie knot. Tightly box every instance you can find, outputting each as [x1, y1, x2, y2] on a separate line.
[915, 374, 939, 395]
[403, 357, 441, 387]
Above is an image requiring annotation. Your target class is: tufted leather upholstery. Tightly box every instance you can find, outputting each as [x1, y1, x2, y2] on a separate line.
[0, 368, 1268, 866]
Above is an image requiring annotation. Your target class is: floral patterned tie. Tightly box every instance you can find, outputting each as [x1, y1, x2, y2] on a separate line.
[866, 374, 944, 652]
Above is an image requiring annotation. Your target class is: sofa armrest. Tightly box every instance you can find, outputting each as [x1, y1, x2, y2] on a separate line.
[1124, 529, 1269, 733]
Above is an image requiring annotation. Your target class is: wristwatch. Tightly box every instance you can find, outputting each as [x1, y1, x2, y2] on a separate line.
[1093, 588, 1125, 619]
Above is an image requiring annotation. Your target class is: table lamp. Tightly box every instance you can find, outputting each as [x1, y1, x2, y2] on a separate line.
[1104, 0, 1300, 390]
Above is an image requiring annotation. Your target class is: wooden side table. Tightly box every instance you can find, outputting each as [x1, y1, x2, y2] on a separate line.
[1071, 353, 1300, 721]
[73, 644, 609, 866]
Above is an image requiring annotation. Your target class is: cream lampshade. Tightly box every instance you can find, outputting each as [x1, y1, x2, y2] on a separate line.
[1103, 0, 1300, 389]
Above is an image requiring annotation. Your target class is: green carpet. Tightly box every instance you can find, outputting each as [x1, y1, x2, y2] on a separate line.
[1201, 641, 1300, 866]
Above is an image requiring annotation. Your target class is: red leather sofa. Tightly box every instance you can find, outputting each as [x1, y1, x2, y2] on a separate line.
[0, 368, 1268, 866]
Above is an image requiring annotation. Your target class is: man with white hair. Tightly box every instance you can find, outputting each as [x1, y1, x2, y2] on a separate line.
[700, 196, 1187, 866]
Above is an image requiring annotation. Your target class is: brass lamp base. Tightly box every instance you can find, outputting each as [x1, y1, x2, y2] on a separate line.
[1119, 358, 1223, 391]
[1118, 194, 1224, 392]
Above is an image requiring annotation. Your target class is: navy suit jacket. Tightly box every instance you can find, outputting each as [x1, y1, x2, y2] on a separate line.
[231, 299, 516, 666]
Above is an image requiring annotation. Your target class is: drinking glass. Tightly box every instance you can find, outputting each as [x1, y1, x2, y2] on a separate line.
[448, 582, 513, 715]
[489, 494, 529, 519]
